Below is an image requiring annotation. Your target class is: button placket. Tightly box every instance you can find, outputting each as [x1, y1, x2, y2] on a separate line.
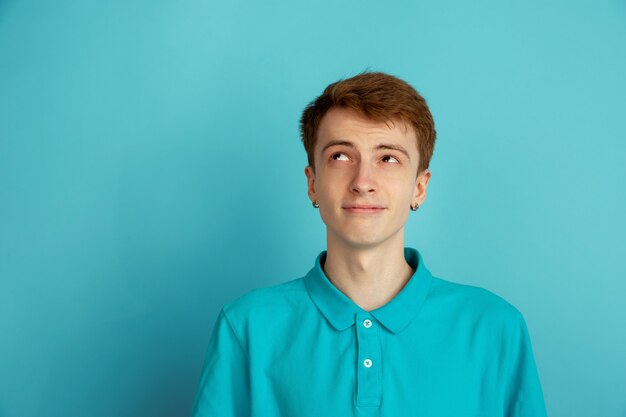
[355, 314, 381, 407]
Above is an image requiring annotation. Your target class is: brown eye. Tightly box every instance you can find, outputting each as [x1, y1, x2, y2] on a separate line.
[331, 152, 349, 161]
[382, 155, 400, 163]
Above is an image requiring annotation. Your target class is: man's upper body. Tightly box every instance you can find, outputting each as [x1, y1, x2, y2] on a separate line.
[190, 247, 548, 417]
[190, 71, 548, 416]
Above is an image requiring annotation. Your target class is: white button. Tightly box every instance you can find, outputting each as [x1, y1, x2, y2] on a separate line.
[363, 319, 372, 328]
[363, 359, 372, 368]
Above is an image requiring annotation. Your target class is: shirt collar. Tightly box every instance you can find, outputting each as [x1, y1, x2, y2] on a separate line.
[303, 247, 433, 334]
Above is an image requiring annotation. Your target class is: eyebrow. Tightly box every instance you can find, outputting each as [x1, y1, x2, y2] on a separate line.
[321, 140, 411, 161]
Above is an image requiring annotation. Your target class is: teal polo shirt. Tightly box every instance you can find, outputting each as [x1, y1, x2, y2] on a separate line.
[191, 247, 548, 417]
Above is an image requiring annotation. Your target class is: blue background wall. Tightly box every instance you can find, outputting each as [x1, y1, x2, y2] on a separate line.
[1, 1, 625, 416]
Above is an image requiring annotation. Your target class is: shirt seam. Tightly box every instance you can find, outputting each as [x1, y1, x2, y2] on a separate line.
[503, 309, 526, 415]
[221, 307, 249, 361]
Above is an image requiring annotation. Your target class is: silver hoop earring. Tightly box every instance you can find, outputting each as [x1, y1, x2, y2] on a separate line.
[312, 200, 319, 208]
[410, 203, 419, 211]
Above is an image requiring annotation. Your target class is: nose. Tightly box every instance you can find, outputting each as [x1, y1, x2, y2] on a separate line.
[350, 161, 377, 194]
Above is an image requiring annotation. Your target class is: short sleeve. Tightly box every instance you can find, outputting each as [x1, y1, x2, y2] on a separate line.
[503, 312, 548, 417]
[190, 308, 251, 417]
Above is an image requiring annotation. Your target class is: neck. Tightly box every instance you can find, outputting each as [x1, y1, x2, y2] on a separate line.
[322, 235, 415, 312]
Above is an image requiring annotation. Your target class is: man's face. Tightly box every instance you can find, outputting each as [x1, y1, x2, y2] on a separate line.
[304, 106, 431, 250]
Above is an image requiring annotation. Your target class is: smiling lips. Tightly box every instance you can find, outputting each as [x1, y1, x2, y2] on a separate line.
[343, 205, 385, 213]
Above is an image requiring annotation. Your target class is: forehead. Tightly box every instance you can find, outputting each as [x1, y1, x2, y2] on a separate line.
[316, 107, 417, 154]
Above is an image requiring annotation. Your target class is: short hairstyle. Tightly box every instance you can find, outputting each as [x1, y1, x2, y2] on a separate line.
[299, 70, 437, 178]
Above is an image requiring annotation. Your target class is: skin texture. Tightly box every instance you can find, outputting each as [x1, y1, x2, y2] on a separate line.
[304, 107, 432, 311]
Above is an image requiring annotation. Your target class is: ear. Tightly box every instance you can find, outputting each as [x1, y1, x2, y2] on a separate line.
[304, 165, 317, 202]
[413, 169, 431, 204]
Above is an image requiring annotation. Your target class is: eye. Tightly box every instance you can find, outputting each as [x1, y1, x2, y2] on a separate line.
[330, 152, 349, 161]
[382, 155, 400, 164]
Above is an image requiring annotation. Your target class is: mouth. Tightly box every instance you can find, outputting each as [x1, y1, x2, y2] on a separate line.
[342, 205, 386, 213]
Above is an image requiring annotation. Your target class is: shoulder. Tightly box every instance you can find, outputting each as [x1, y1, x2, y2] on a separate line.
[221, 277, 308, 324]
[428, 275, 525, 328]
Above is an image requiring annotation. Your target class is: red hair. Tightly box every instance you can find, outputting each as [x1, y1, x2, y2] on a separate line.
[299, 70, 437, 177]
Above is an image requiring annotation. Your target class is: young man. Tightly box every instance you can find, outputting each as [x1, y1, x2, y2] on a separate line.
[190, 71, 548, 417]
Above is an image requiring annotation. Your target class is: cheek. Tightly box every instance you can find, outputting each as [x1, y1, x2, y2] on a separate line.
[392, 183, 415, 201]
[315, 184, 334, 203]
